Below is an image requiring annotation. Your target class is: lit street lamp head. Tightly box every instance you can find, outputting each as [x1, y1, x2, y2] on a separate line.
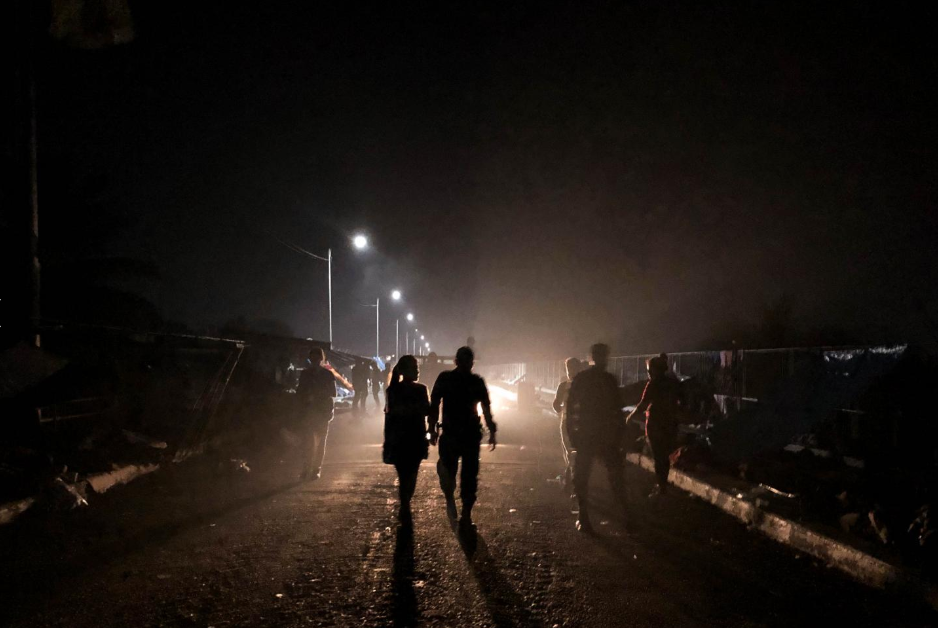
[406, 313, 414, 322]
[391, 289, 402, 301]
[352, 234, 368, 250]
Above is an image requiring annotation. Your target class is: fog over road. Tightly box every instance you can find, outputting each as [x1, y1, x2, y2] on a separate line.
[1, 405, 932, 627]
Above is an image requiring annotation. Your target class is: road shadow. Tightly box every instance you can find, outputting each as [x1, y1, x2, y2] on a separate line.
[391, 525, 420, 628]
[0, 469, 305, 625]
[456, 527, 545, 628]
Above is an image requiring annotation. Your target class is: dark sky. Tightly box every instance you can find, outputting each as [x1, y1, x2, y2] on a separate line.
[34, 2, 938, 360]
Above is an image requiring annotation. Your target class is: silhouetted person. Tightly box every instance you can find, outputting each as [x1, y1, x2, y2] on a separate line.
[351, 359, 370, 415]
[383, 355, 430, 527]
[553, 357, 582, 491]
[370, 359, 382, 407]
[297, 348, 351, 480]
[429, 346, 496, 532]
[422, 352, 443, 391]
[627, 353, 681, 497]
[566, 343, 625, 532]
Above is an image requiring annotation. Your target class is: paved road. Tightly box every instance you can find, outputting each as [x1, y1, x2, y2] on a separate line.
[0, 402, 933, 627]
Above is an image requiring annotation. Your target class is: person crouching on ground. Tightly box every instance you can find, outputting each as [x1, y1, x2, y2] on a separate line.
[627, 353, 680, 497]
[383, 355, 430, 527]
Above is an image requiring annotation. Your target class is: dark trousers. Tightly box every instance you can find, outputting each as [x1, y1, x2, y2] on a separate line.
[395, 459, 421, 506]
[354, 389, 368, 413]
[647, 421, 677, 488]
[303, 418, 332, 476]
[437, 433, 481, 510]
[573, 433, 625, 512]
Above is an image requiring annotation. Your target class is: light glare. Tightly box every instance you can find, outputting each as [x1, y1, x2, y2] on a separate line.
[352, 234, 368, 250]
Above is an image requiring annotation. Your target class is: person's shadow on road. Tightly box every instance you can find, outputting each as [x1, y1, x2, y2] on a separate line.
[456, 527, 545, 628]
[391, 525, 420, 628]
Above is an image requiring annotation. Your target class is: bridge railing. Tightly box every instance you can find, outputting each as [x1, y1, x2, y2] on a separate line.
[479, 344, 908, 416]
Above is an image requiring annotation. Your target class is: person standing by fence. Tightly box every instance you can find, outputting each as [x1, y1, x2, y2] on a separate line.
[627, 353, 681, 497]
[383, 355, 431, 527]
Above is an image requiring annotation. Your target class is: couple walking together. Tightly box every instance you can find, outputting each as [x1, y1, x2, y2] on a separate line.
[382, 346, 497, 531]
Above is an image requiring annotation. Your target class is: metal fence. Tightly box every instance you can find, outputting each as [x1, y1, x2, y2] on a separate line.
[480, 344, 907, 406]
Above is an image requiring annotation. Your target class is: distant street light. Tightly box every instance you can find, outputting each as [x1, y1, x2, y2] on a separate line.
[406, 313, 414, 322]
[391, 289, 402, 301]
[352, 234, 368, 250]
[420, 335, 425, 340]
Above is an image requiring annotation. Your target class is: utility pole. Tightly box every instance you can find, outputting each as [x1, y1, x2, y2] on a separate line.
[327, 248, 332, 346]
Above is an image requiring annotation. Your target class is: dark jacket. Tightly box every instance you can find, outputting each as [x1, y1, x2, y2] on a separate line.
[430, 369, 495, 438]
[298, 362, 337, 419]
[567, 366, 621, 440]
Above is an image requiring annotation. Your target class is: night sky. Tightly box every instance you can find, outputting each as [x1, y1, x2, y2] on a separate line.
[27, 2, 938, 360]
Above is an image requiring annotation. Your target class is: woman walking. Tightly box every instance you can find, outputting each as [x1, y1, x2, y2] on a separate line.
[383, 355, 431, 526]
[627, 353, 681, 497]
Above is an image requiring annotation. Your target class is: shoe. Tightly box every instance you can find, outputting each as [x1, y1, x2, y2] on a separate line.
[459, 515, 475, 533]
[445, 496, 458, 520]
[576, 514, 594, 534]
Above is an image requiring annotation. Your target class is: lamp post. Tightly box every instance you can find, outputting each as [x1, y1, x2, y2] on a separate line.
[391, 289, 402, 359]
[271, 232, 371, 347]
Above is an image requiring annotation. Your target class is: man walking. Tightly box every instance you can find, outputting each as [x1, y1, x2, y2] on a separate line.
[553, 357, 582, 492]
[351, 359, 370, 415]
[566, 343, 626, 532]
[429, 346, 497, 532]
[297, 348, 350, 480]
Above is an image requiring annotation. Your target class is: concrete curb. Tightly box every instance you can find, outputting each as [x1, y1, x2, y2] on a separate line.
[626, 452, 938, 611]
[0, 498, 36, 526]
[0, 462, 161, 527]
[86, 463, 160, 495]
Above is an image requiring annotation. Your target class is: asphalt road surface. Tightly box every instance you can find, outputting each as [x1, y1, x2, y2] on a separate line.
[1, 399, 934, 627]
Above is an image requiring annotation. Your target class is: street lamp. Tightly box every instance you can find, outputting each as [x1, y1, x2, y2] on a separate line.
[406, 312, 414, 322]
[271, 231, 374, 347]
[391, 290, 404, 358]
[363, 297, 380, 358]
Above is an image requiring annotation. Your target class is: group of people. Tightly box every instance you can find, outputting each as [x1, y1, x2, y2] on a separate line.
[553, 343, 681, 532]
[295, 345, 495, 532]
[296, 341, 680, 534]
[350, 358, 384, 415]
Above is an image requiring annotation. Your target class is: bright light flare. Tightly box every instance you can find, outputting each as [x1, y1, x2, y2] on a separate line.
[352, 234, 368, 250]
[391, 289, 402, 301]
[406, 313, 414, 322]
